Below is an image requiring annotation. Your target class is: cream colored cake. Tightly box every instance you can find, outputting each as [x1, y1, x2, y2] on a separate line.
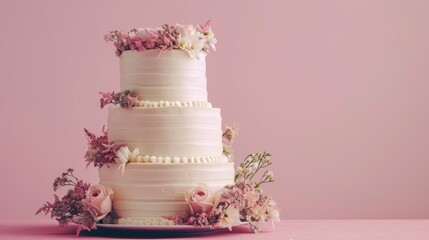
[37, 22, 279, 234]
[99, 49, 234, 224]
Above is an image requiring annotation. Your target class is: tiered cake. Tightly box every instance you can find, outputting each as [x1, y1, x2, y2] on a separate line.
[99, 25, 234, 224]
[36, 22, 280, 235]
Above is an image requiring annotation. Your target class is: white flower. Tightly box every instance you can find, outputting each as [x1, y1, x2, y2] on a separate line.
[251, 205, 268, 221]
[268, 209, 280, 226]
[179, 32, 205, 59]
[266, 171, 274, 179]
[204, 27, 217, 50]
[219, 206, 241, 231]
[268, 199, 277, 207]
[175, 24, 196, 37]
[116, 146, 139, 175]
[176, 23, 206, 60]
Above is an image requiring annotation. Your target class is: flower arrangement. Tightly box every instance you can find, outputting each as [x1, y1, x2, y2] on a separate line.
[84, 127, 139, 174]
[36, 169, 114, 236]
[164, 151, 280, 233]
[104, 20, 217, 59]
[84, 127, 125, 168]
[99, 90, 138, 109]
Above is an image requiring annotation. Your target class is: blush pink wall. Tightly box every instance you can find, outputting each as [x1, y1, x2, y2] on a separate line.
[0, 0, 428, 220]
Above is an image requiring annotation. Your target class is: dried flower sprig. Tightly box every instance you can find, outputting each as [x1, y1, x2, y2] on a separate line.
[235, 152, 273, 186]
[53, 168, 79, 191]
[36, 169, 97, 236]
[99, 90, 137, 109]
[84, 126, 125, 168]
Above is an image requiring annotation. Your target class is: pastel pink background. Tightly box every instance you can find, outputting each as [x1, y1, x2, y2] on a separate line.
[0, 0, 428, 221]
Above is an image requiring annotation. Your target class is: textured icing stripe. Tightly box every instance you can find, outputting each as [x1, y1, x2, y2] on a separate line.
[131, 155, 228, 163]
[120, 50, 207, 102]
[133, 100, 212, 108]
[108, 107, 223, 157]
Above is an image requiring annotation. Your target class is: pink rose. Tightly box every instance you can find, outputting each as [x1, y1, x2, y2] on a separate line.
[186, 184, 215, 214]
[84, 184, 113, 220]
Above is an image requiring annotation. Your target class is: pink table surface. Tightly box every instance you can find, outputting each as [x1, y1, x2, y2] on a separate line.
[0, 220, 428, 240]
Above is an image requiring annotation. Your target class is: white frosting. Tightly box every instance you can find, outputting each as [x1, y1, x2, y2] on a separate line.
[134, 100, 212, 108]
[108, 107, 223, 157]
[120, 50, 207, 102]
[102, 48, 234, 223]
[133, 155, 228, 163]
[99, 163, 234, 219]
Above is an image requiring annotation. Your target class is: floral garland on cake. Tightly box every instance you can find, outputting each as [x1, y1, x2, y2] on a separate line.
[104, 20, 217, 59]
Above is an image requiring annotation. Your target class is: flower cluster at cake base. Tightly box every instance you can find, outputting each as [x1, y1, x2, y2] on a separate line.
[164, 152, 280, 233]
[36, 169, 114, 236]
[104, 20, 217, 59]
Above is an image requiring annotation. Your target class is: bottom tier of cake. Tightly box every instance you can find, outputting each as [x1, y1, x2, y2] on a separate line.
[98, 162, 235, 223]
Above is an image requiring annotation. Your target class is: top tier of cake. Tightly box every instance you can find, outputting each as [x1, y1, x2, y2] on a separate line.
[105, 22, 223, 161]
[120, 50, 207, 102]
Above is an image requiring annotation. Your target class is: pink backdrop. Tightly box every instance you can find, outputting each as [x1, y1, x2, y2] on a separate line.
[1, 0, 428, 220]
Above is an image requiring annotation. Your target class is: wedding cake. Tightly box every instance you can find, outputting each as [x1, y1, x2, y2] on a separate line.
[98, 22, 234, 224]
[37, 21, 279, 235]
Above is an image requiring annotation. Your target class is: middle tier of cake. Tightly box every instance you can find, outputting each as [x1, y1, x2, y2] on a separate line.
[108, 106, 223, 158]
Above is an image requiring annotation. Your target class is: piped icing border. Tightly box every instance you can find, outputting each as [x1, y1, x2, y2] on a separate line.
[116, 218, 175, 226]
[130, 155, 227, 164]
[99, 90, 213, 109]
[133, 100, 212, 108]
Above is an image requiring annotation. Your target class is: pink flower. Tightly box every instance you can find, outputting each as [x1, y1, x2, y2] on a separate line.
[84, 127, 124, 168]
[196, 20, 211, 33]
[84, 184, 113, 221]
[222, 126, 236, 144]
[186, 184, 215, 214]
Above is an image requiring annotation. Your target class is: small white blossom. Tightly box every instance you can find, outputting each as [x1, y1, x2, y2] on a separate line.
[219, 207, 241, 231]
[204, 27, 217, 50]
[179, 32, 205, 59]
[175, 24, 196, 37]
[268, 209, 280, 224]
[116, 146, 139, 175]
[251, 205, 268, 221]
